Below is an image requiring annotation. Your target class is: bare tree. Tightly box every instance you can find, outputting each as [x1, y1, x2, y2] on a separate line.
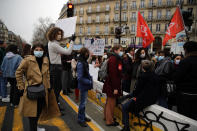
[31, 17, 54, 45]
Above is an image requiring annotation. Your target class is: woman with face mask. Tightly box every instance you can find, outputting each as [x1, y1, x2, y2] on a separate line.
[102, 45, 123, 126]
[16, 44, 60, 131]
[47, 27, 75, 112]
[130, 48, 151, 92]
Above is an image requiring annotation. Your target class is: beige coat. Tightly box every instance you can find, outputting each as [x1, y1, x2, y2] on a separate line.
[15, 55, 60, 121]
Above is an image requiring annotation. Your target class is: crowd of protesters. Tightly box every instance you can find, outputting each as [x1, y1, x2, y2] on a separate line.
[0, 27, 197, 131]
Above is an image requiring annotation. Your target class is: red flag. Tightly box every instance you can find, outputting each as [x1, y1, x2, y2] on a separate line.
[163, 7, 184, 46]
[136, 11, 155, 48]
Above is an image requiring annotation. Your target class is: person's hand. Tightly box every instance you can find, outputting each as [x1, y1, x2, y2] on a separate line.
[70, 34, 76, 41]
[114, 89, 118, 95]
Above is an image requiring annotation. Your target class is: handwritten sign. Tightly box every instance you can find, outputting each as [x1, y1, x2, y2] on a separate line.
[85, 38, 105, 56]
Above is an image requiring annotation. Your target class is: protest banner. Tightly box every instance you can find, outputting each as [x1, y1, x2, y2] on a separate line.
[85, 38, 105, 56]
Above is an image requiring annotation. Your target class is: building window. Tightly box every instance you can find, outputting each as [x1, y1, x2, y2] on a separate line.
[149, 0, 153, 7]
[123, 1, 127, 9]
[131, 24, 135, 32]
[115, 2, 119, 10]
[105, 25, 109, 34]
[141, 0, 145, 8]
[157, 10, 162, 19]
[105, 15, 109, 22]
[88, 16, 91, 23]
[88, 27, 91, 35]
[167, 0, 172, 5]
[80, 8, 84, 14]
[96, 26, 100, 34]
[79, 38, 82, 44]
[88, 6, 91, 12]
[106, 4, 110, 11]
[123, 12, 127, 21]
[132, 12, 136, 20]
[74, 0, 78, 4]
[156, 24, 161, 32]
[139, 38, 143, 45]
[148, 24, 152, 31]
[165, 23, 168, 31]
[115, 13, 119, 21]
[166, 9, 171, 19]
[79, 27, 83, 35]
[96, 16, 100, 22]
[158, 0, 162, 6]
[148, 11, 153, 20]
[80, 17, 83, 24]
[131, 37, 135, 44]
[80, 0, 83, 3]
[132, 1, 137, 8]
[105, 38, 108, 45]
[97, 5, 100, 12]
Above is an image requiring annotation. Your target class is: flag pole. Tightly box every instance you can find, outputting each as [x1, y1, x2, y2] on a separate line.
[135, 10, 138, 51]
[178, 5, 189, 41]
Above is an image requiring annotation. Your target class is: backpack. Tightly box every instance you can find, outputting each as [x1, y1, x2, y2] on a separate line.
[98, 59, 108, 80]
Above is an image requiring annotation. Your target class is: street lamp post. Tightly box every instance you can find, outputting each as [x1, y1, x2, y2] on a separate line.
[119, 0, 122, 45]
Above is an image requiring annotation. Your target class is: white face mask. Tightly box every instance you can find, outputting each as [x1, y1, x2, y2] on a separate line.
[57, 35, 62, 40]
[175, 60, 180, 65]
[140, 53, 146, 58]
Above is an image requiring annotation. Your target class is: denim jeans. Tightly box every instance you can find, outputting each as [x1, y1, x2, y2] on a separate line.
[158, 96, 168, 108]
[122, 99, 134, 128]
[78, 90, 88, 122]
[0, 75, 7, 98]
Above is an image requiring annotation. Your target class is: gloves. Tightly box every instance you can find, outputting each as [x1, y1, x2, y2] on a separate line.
[70, 34, 76, 41]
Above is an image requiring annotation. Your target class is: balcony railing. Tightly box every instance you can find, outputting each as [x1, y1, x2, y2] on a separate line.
[185, 0, 197, 5]
[86, 7, 111, 14]
[145, 15, 172, 22]
[130, 6, 137, 10]
[130, 17, 137, 22]
[113, 18, 128, 22]
[139, 4, 146, 9]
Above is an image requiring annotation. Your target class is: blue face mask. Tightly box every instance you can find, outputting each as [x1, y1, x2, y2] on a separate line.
[158, 56, 164, 61]
[119, 51, 123, 57]
[34, 51, 44, 58]
[155, 55, 158, 60]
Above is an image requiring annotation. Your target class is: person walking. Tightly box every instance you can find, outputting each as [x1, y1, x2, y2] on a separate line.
[0, 40, 9, 102]
[173, 41, 197, 120]
[1, 44, 22, 107]
[47, 27, 75, 107]
[16, 44, 60, 131]
[102, 45, 123, 126]
[77, 47, 93, 127]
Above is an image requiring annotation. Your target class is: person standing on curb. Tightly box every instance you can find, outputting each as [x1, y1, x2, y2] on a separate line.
[47, 27, 75, 111]
[77, 47, 93, 127]
[102, 45, 123, 126]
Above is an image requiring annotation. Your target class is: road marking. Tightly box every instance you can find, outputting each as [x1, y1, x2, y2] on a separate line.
[39, 117, 70, 131]
[0, 106, 7, 129]
[13, 108, 23, 131]
[60, 93, 105, 131]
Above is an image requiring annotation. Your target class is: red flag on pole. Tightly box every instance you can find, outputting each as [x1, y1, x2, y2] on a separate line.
[163, 7, 185, 46]
[136, 11, 155, 48]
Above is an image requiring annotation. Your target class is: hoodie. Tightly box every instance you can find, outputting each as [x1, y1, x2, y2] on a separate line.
[1, 52, 22, 78]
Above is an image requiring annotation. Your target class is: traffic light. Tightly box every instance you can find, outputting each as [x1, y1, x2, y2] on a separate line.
[115, 27, 121, 39]
[67, 3, 74, 17]
[182, 10, 193, 30]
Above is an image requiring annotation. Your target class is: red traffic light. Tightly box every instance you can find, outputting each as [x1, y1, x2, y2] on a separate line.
[68, 3, 73, 9]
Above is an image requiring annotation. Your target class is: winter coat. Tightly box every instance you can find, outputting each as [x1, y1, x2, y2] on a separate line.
[77, 56, 93, 91]
[173, 52, 197, 94]
[131, 72, 161, 113]
[122, 54, 133, 80]
[102, 53, 123, 97]
[0, 47, 5, 67]
[15, 55, 60, 120]
[1, 52, 22, 78]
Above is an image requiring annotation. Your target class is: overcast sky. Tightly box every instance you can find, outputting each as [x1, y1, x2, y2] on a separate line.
[0, 0, 67, 43]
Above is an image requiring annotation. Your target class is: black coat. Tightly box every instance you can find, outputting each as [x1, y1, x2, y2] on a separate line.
[173, 53, 197, 94]
[132, 72, 161, 113]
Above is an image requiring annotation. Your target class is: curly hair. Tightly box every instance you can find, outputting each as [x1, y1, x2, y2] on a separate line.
[47, 27, 64, 41]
